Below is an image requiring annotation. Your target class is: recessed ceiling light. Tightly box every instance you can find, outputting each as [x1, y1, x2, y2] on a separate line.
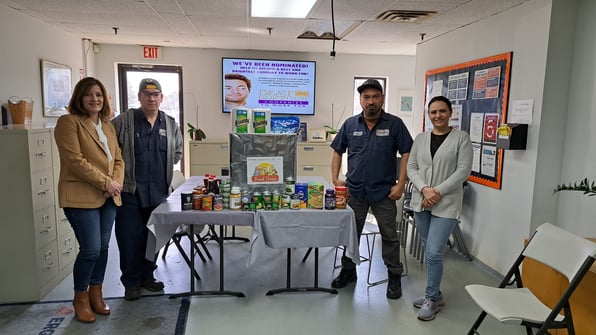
[251, 0, 317, 18]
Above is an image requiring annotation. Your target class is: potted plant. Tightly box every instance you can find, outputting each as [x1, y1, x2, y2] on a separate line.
[324, 125, 338, 141]
[554, 178, 596, 196]
[187, 123, 206, 141]
[324, 104, 345, 142]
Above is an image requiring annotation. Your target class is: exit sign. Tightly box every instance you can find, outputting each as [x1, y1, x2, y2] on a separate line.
[142, 46, 161, 60]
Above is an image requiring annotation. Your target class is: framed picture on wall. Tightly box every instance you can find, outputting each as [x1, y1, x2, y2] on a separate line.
[399, 90, 414, 113]
[41, 60, 72, 117]
[298, 122, 308, 142]
[353, 76, 387, 116]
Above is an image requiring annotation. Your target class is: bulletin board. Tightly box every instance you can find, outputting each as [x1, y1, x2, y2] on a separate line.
[424, 52, 512, 189]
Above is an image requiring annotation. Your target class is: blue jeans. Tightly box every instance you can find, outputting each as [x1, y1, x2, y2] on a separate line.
[344, 196, 403, 275]
[115, 192, 158, 288]
[414, 210, 458, 301]
[64, 198, 116, 292]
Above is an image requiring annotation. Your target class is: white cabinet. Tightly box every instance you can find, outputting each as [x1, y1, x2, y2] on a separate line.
[0, 125, 74, 302]
[297, 143, 333, 183]
[189, 140, 333, 182]
[189, 140, 230, 176]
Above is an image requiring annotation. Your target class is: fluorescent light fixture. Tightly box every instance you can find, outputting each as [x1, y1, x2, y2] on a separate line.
[251, 0, 317, 18]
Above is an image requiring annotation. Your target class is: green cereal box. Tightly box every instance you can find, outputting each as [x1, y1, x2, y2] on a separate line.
[307, 182, 324, 209]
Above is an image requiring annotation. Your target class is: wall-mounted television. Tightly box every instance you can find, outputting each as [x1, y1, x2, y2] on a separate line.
[222, 57, 316, 115]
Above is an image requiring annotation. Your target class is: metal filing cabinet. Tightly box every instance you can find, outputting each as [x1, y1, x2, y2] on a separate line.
[0, 125, 74, 302]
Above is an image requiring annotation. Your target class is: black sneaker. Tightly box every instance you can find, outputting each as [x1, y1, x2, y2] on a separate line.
[331, 269, 357, 288]
[141, 278, 164, 292]
[124, 286, 141, 301]
[386, 272, 402, 299]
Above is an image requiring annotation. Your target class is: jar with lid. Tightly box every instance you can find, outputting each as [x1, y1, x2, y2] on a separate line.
[335, 185, 347, 209]
[284, 177, 295, 194]
[324, 189, 336, 210]
[229, 186, 242, 210]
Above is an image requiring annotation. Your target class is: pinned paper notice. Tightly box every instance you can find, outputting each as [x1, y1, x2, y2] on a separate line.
[509, 99, 534, 124]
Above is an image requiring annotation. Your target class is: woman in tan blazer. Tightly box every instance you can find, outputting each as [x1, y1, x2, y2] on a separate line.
[54, 77, 124, 323]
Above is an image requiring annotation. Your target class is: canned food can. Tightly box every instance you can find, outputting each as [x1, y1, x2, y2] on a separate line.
[201, 195, 213, 211]
[290, 194, 300, 210]
[213, 195, 224, 211]
[192, 194, 202, 210]
[181, 193, 193, 211]
[262, 190, 272, 203]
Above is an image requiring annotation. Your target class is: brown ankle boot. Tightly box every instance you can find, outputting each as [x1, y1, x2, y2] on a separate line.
[73, 290, 96, 323]
[89, 284, 110, 315]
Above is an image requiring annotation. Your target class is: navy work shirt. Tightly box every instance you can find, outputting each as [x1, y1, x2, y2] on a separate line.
[133, 109, 169, 207]
[330, 110, 413, 203]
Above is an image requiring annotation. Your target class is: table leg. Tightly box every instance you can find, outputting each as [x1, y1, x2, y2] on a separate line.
[169, 224, 245, 299]
[223, 226, 250, 242]
[266, 248, 338, 296]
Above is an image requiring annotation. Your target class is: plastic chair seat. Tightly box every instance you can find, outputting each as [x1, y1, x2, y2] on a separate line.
[465, 285, 564, 324]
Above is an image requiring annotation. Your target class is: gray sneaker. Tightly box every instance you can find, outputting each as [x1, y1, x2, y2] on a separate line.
[417, 298, 440, 321]
[413, 293, 445, 308]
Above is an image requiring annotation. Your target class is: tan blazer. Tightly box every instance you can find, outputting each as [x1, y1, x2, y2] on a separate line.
[54, 114, 125, 208]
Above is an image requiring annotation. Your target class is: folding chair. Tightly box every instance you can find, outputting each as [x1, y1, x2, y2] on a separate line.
[331, 212, 408, 286]
[465, 222, 596, 335]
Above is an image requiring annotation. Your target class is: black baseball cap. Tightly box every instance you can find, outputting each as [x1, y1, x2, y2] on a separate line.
[139, 78, 162, 92]
[357, 79, 383, 94]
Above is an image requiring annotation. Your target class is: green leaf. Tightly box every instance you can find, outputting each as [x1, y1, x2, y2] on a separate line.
[554, 178, 596, 196]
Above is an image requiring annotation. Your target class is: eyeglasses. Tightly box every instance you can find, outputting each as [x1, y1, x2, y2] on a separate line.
[140, 91, 161, 98]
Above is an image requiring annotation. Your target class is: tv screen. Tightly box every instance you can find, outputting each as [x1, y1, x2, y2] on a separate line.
[222, 57, 316, 115]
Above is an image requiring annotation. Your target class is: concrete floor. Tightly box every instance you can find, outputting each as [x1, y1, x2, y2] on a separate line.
[35, 225, 523, 335]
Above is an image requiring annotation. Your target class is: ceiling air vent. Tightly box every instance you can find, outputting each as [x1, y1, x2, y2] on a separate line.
[376, 10, 436, 23]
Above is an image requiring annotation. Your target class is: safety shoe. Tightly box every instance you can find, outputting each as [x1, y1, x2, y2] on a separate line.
[413, 293, 445, 308]
[141, 278, 164, 292]
[124, 286, 141, 301]
[417, 298, 440, 321]
[386, 272, 402, 299]
[331, 269, 357, 288]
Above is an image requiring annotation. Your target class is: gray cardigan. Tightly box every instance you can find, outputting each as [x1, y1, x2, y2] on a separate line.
[406, 129, 473, 219]
[112, 108, 183, 195]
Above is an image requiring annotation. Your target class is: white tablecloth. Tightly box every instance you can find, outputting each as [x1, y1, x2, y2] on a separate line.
[146, 176, 360, 266]
[249, 207, 360, 265]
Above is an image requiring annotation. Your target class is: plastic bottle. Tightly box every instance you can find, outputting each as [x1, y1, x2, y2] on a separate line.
[325, 189, 336, 210]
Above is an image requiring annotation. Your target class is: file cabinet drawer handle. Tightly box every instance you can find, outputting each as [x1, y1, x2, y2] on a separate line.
[35, 151, 48, 158]
[42, 262, 56, 272]
[40, 226, 54, 234]
[303, 146, 314, 151]
[302, 166, 315, 172]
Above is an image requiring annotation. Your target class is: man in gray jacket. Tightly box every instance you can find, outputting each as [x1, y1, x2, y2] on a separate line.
[112, 78, 183, 300]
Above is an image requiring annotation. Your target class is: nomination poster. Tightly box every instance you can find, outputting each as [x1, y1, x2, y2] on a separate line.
[424, 52, 512, 189]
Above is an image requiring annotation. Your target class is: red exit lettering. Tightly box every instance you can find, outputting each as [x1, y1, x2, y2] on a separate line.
[142, 46, 160, 59]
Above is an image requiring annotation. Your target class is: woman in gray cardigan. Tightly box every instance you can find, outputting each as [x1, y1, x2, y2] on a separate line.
[406, 96, 473, 321]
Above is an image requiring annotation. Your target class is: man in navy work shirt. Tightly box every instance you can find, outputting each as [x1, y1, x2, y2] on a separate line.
[330, 79, 412, 299]
[112, 78, 183, 300]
